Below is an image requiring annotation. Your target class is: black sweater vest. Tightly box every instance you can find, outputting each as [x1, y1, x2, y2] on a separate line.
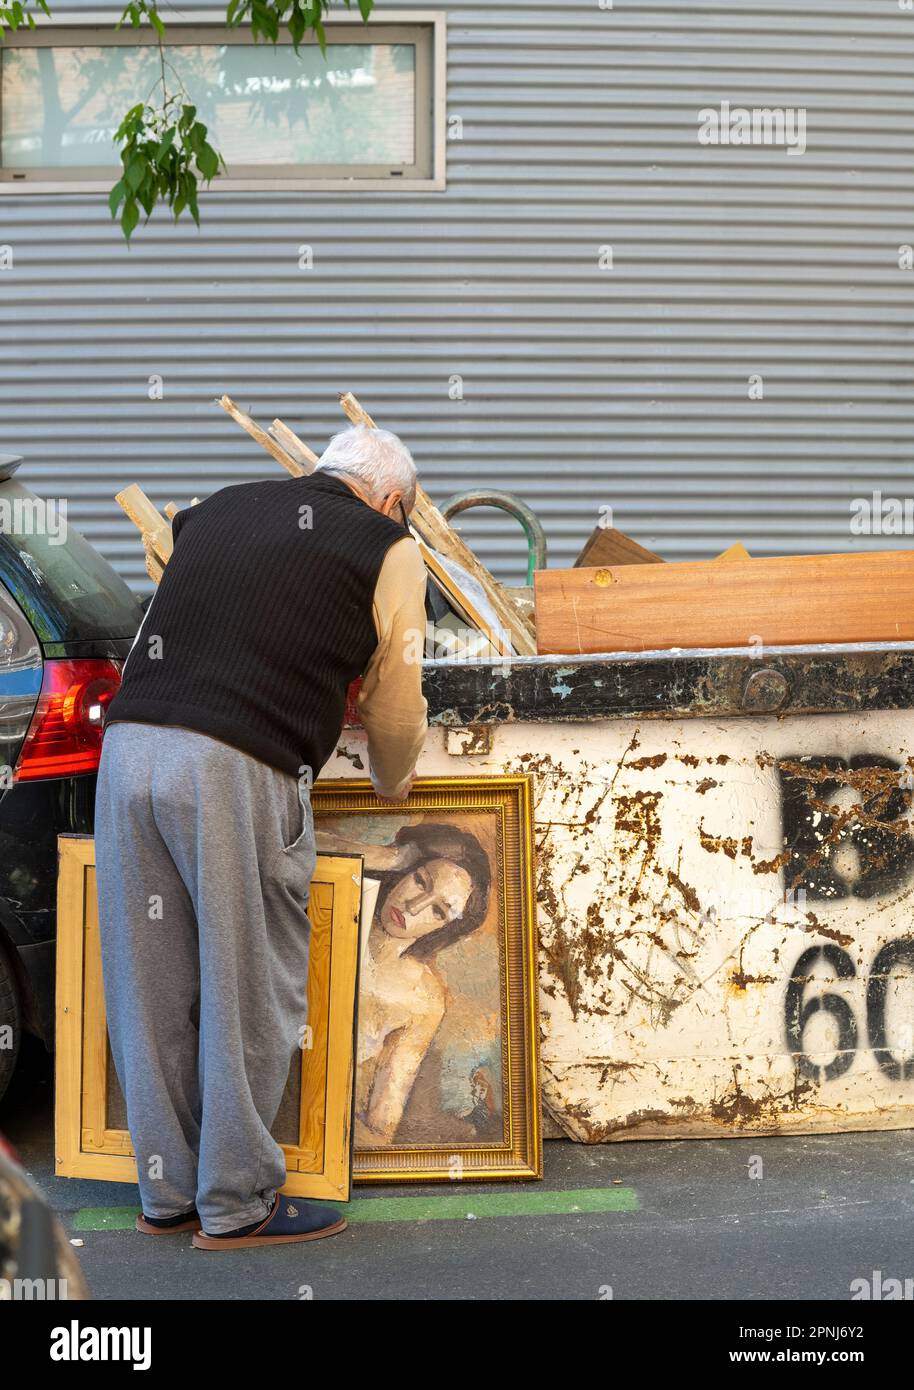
[104, 471, 408, 777]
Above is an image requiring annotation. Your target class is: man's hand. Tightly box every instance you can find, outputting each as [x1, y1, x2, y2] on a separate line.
[372, 769, 416, 803]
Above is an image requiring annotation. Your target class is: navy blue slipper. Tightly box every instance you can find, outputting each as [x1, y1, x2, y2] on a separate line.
[192, 1197, 347, 1249]
[136, 1208, 201, 1235]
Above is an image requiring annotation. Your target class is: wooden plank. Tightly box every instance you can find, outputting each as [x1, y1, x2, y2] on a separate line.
[115, 482, 169, 538]
[54, 836, 93, 1178]
[337, 392, 538, 656]
[574, 524, 664, 568]
[142, 535, 165, 585]
[534, 550, 914, 655]
[504, 584, 534, 623]
[270, 418, 319, 471]
[115, 484, 172, 564]
[715, 542, 752, 562]
[575, 531, 750, 569]
[337, 391, 377, 429]
[218, 395, 306, 477]
[81, 864, 108, 1149]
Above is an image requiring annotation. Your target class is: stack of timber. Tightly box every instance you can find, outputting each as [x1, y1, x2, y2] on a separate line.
[116, 392, 537, 658]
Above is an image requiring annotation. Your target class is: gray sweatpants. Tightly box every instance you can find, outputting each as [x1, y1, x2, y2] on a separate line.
[94, 721, 317, 1234]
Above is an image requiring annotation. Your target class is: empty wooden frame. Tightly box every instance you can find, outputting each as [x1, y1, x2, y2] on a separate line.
[55, 835, 363, 1201]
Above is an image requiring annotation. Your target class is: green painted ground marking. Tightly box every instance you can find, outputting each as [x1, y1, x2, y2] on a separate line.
[340, 1188, 639, 1222]
[72, 1187, 638, 1232]
[73, 1207, 138, 1232]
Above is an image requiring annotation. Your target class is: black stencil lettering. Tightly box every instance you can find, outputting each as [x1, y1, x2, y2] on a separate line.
[779, 754, 914, 901]
[866, 936, 914, 1082]
[785, 944, 857, 1083]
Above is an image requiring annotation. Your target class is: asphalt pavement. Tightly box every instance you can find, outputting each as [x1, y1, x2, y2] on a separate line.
[4, 1035, 913, 1302]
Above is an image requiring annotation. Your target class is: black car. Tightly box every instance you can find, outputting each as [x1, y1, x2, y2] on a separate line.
[0, 455, 145, 1100]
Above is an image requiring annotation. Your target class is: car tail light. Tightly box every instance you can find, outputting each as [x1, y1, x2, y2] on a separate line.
[14, 658, 122, 780]
[0, 1131, 22, 1164]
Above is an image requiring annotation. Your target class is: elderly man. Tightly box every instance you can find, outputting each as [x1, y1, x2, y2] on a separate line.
[95, 425, 428, 1250]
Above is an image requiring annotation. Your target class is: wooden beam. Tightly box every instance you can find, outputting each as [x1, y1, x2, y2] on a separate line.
[142, 534, 165, 586]
[338, 391, 376, 428]
[115, 484, 172, 564]
[270, 419, 319, 471]
[504, 585, 534, 623]
[218, 395, 306, 477]
[337, 392, 538, 655]
[534, 551, 914, 655]
[574, 524, 664, 568]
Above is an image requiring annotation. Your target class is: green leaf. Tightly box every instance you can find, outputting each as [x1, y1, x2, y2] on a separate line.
[189, 121, 208, 152]
[114, 103, 145, 142]
[154, 125, 175, 161]
[196, 143, 219, 181]
[125, 154, 147, 192]
[137, 178, 157, 217]
[288, 4, 305, 49]
[121, 196, 140, 243]
[108, 178, 127, 218]
[358, 0, 373, 19]
[254, 0, 279, 43]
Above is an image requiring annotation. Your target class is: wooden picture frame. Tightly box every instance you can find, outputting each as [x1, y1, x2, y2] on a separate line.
[410, 529, 515, 658]
[313, 775, 542, 1182]
[54, 835, 363, 1202]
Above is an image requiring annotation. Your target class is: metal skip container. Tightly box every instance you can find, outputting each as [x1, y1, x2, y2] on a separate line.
[326, 641, 914, 1142]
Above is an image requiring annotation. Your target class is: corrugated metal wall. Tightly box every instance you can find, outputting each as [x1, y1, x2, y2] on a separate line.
[1, 0, 912, 591]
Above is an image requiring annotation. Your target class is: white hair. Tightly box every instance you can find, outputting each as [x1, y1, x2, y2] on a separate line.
[316, 424, 417, 514]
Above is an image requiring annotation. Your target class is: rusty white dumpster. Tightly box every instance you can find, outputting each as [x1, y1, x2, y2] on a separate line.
[325, 641, 914, 1142]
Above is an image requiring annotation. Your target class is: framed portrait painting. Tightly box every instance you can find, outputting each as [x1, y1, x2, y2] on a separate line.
[313, 774, 542, 1182]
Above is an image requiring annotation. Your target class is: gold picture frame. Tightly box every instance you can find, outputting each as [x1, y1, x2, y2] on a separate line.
[313, 774, 542, 1183]
[54, 834, 363, 1202]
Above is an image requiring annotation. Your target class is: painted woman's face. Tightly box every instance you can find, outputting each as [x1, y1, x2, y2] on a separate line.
[380, 857, 473, 941]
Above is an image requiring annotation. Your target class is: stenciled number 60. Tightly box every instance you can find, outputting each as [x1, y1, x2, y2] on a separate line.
[785, 938, 914, 1083]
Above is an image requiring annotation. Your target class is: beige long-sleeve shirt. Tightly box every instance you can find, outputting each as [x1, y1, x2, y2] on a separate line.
[358, 535, 429, 798]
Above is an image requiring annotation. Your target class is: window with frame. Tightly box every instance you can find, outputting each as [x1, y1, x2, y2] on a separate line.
[0, 12, 444, 192]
